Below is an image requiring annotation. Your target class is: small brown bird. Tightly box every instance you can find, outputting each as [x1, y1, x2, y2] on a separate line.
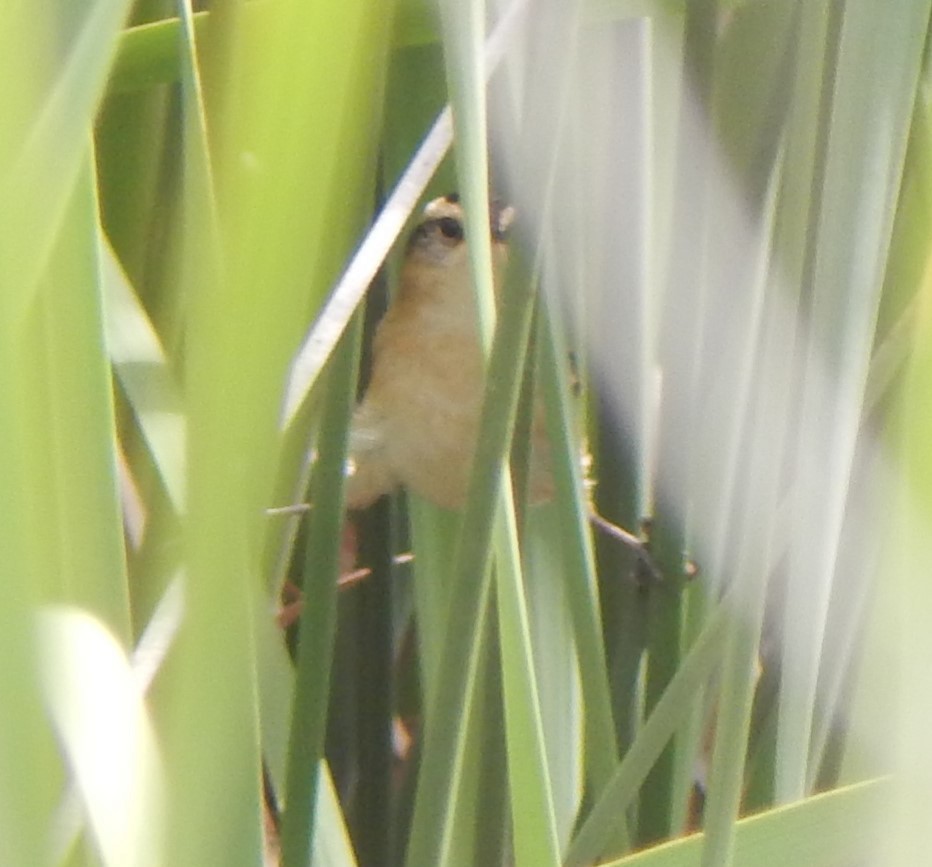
[345, 193, 553, 511]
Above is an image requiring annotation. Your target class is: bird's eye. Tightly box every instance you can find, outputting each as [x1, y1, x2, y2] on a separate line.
[437, 217, 464, 241]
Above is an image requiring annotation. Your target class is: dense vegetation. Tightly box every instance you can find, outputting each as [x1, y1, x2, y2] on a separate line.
[5, 1, 931, 865]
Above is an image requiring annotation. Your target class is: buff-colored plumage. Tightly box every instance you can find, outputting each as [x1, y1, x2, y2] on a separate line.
[345, 194, 552, 511]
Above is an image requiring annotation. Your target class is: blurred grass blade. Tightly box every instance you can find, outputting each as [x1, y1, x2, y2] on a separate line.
[131, 575, 186, 693]
[0, 0, 134, 325]
[168, 3, 267, 864]
[312, 763, 361, 867]
[1, 150, 132, 864]
[0, 28, 138, 861]
[110, 11, 211, 94]
[698, 214, 794, 867]
[40, 607, 164, 867]
[438, 0, 494, 342]
[776, 0, 932, 803]
[39, 157, 131, 639]
[640, 0, 719, 841]
[52, 573, 185, 863]
[885, 137, 932, 859]
[108, 4, 440, 98]
[102, 240, 186, 513]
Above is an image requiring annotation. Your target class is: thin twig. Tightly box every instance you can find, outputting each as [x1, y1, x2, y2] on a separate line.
[589, 511, 663, 583]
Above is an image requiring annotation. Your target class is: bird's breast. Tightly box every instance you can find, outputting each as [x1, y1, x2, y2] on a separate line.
[362, 313, 487, 509]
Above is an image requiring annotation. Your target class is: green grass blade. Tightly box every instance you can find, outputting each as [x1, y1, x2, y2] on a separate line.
[565, 599, 729, 867]
[493, 492, 562, 866]
[280, 315, 362, 867]
[600, 778, 888, 867]
[641, 0, 719, 842]
[404, 215, 552, 867]
[538, 304, 622, 800]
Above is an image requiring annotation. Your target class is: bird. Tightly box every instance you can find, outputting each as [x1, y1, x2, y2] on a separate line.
[344, 192, 554, 511]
